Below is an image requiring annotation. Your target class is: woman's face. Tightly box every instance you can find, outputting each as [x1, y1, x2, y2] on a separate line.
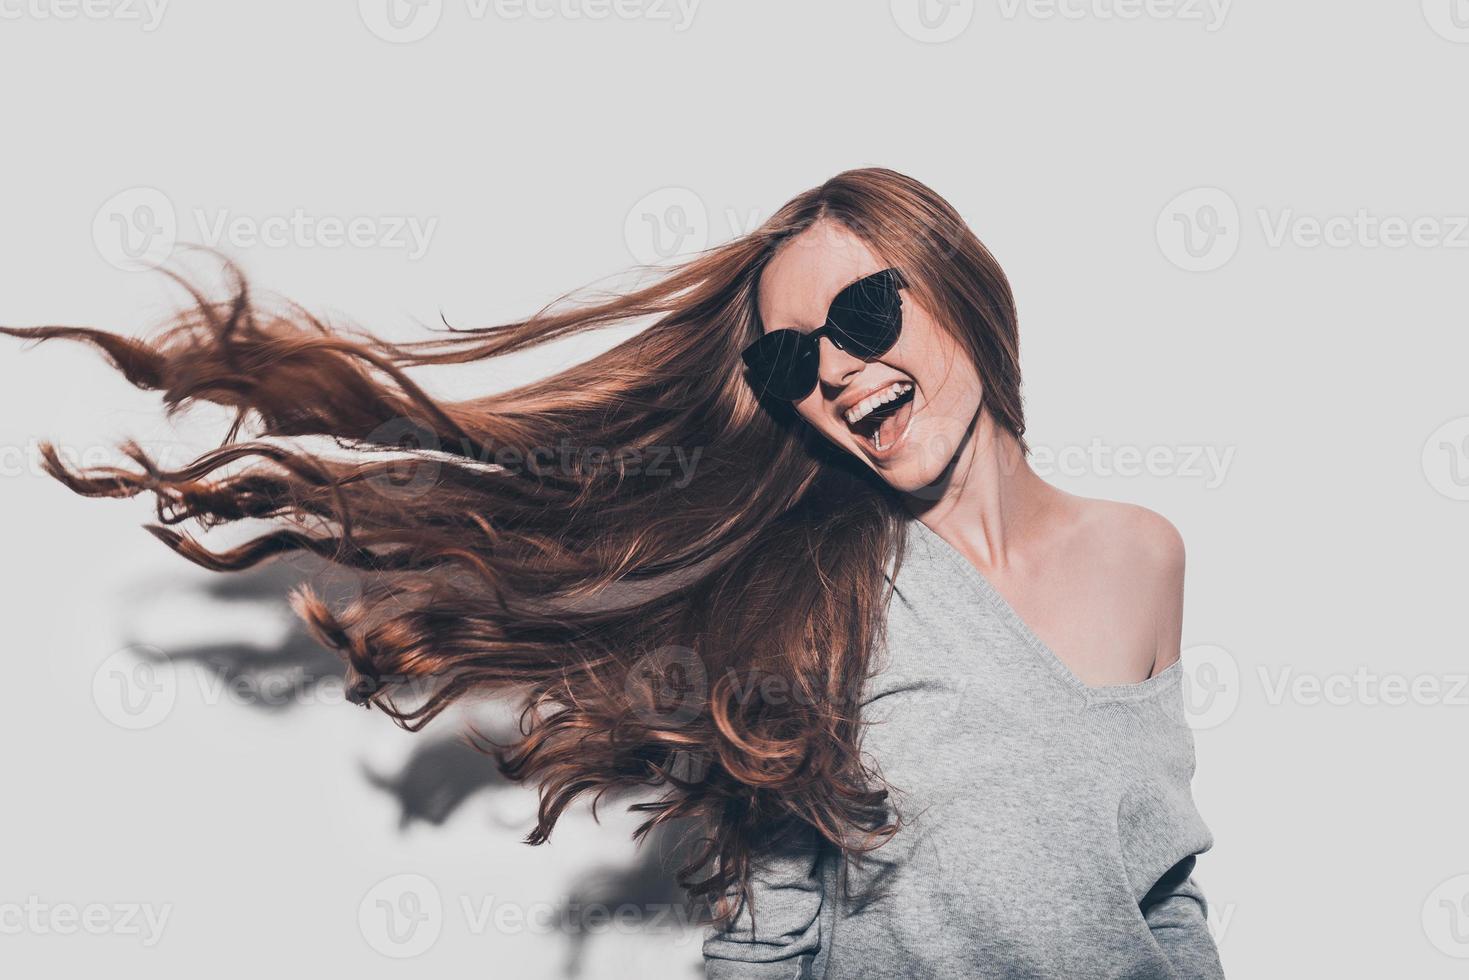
[756, 219, 984, 493]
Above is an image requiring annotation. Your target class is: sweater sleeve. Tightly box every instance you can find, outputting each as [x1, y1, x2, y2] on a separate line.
[1141, 855, 1226, 979]
[702, 822, 826, 979]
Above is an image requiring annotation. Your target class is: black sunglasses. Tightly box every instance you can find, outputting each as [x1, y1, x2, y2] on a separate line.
[741, 267, 908, 401]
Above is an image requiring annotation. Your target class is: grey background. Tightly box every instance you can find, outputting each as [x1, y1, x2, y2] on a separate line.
[2, 1, 1467, 976]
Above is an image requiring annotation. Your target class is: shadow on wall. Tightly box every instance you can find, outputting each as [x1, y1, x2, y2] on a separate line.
[127, 555, 709, 978]
[557, 816, 713, 978]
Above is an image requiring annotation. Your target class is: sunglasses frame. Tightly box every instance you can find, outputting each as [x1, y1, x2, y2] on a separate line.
[741, 267, 909, 402]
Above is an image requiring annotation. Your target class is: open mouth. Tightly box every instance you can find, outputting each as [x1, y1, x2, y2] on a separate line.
[844, 381, 916, 454]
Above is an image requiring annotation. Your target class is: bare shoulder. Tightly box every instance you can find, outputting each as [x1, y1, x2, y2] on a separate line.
[1052, 494, 1187, 676]
[1084, 498, 1184, 572]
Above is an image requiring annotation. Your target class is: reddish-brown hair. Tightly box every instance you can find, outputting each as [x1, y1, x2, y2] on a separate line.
[1, 167, 1024, 920]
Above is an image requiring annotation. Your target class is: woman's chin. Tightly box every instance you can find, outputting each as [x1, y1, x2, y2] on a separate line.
[867, 454, 945, 494]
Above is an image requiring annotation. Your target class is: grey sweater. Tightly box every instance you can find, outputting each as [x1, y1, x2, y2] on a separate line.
[703, 517, 1224, 979]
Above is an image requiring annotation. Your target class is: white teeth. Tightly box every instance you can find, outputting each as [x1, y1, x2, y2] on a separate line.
[844, 382, 913, 426]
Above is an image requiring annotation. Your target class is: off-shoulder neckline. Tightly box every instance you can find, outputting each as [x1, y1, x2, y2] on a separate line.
[903, 516, 1184, 705]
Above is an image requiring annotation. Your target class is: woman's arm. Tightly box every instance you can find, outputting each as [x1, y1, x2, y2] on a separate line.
[1139, 515, 1225, 975]
[702, 821, 826, 979]
[1142, 855, 1225, 978]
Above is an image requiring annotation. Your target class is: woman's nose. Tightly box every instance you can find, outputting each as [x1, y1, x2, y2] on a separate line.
[816, 335, 865, 391]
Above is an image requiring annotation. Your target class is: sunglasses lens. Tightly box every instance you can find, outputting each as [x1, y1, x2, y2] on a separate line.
[740, 269, 906, 402]
[742, 329, 818, 401]
[827, 268, 903, 358]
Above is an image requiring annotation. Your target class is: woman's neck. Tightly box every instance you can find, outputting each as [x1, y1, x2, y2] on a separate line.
[903, 408, 1059, 572]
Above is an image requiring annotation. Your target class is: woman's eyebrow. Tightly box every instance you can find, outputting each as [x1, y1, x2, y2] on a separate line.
[827, 269, 877, 302]
[770, 270, 876, 332]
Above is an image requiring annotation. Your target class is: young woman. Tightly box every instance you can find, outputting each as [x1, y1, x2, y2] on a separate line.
[2, 168, 1223, 978]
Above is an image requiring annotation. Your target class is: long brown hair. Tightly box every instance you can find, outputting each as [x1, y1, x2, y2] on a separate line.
[1, 167, 1023, 920]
